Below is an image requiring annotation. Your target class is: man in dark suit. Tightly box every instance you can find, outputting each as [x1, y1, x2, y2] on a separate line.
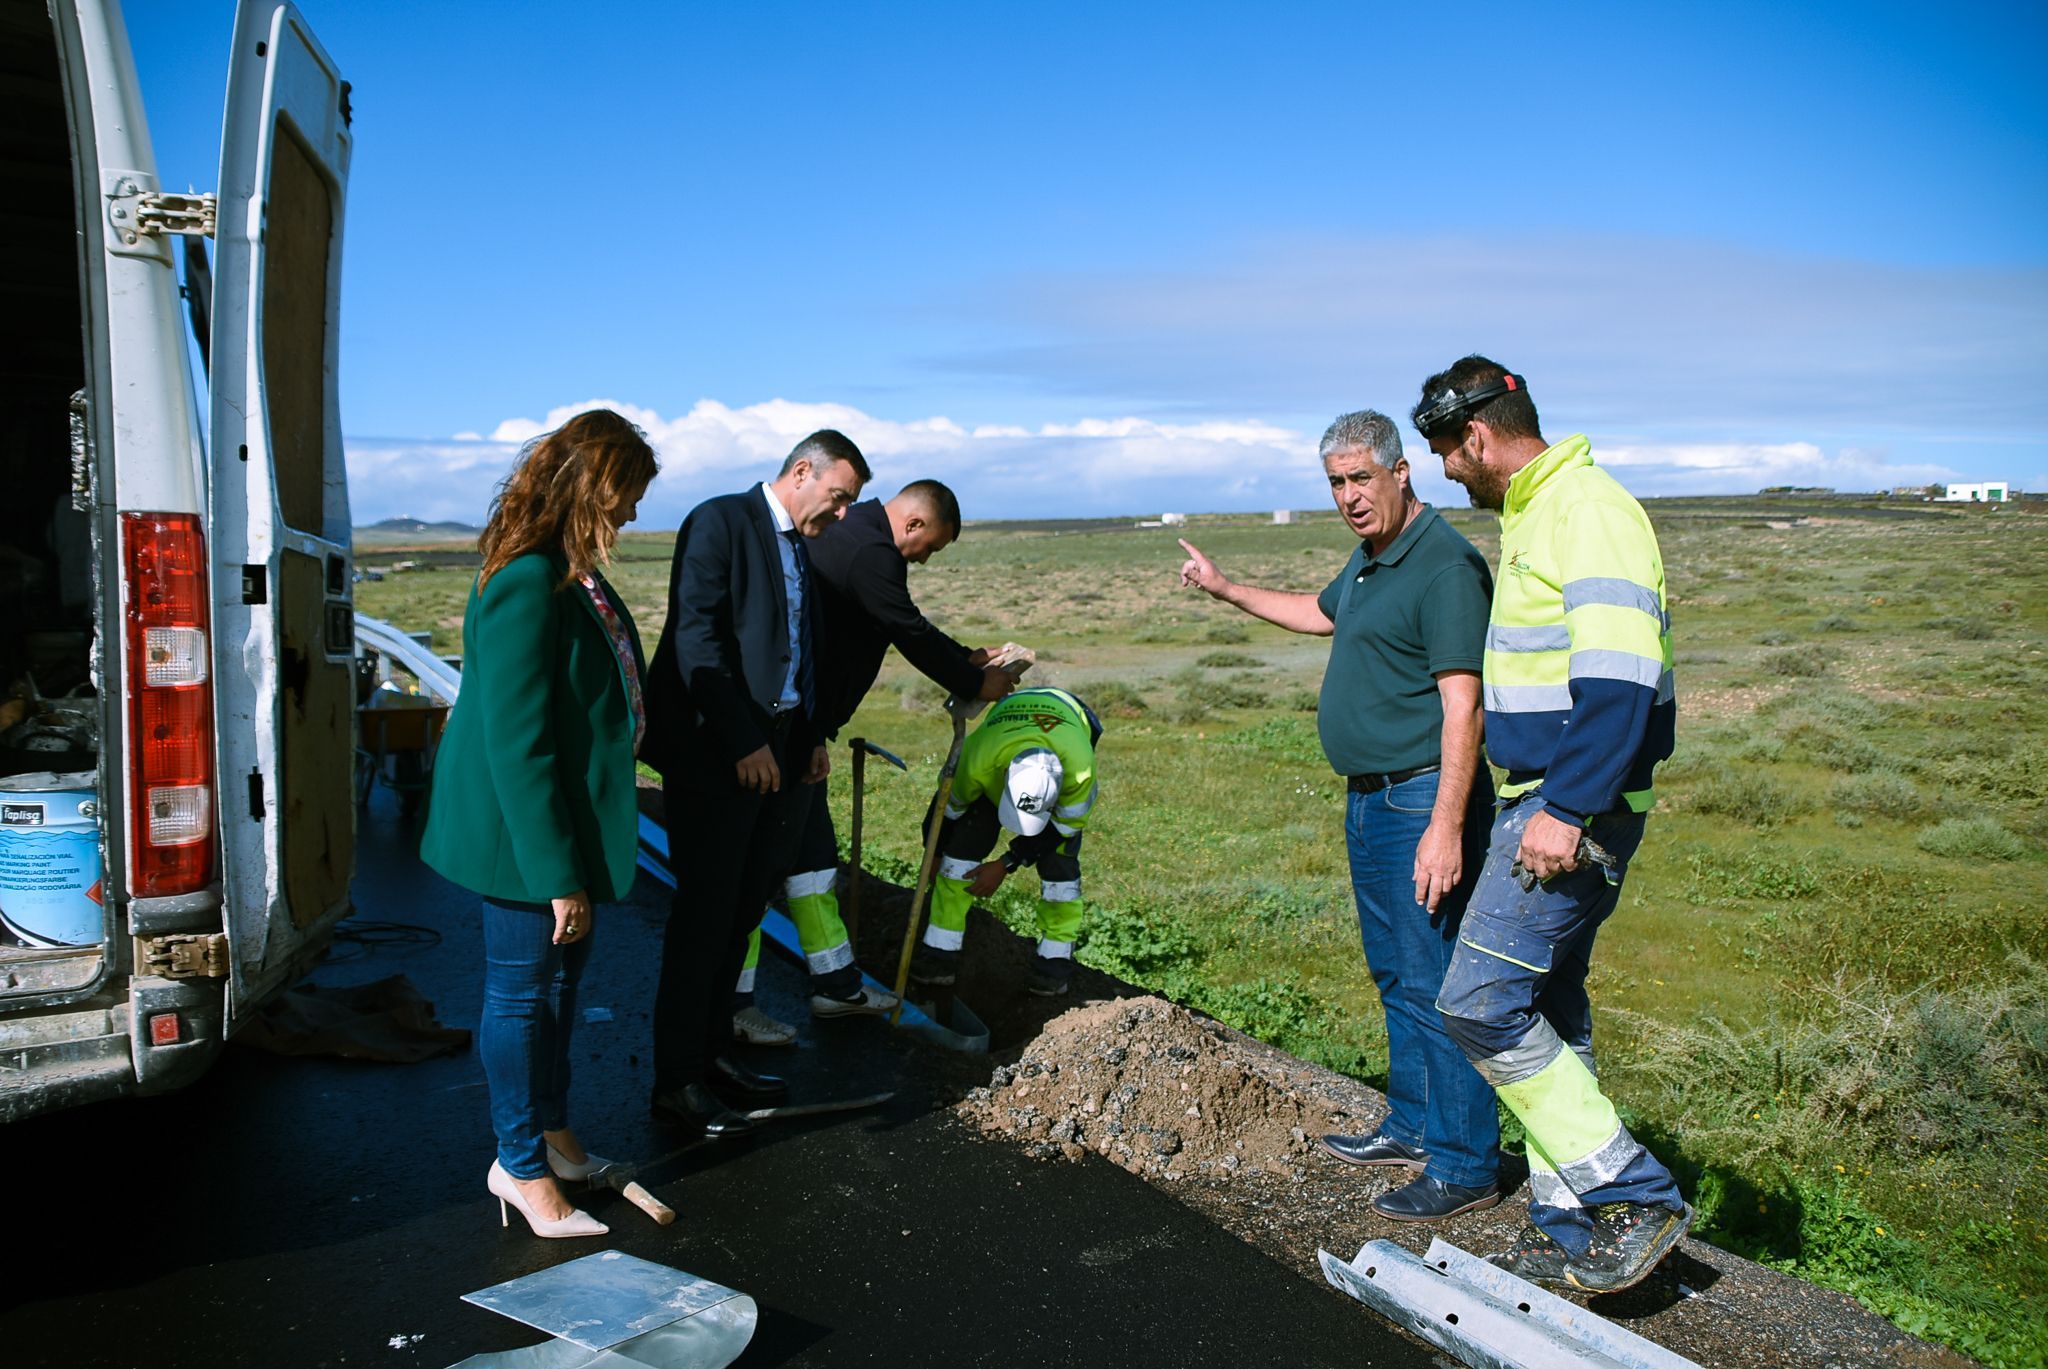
[643, 429, 870, 1135]
[729, 481, 1017, 1040]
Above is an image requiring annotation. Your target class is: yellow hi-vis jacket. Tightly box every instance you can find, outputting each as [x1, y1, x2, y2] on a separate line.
[1483, 435, 1675, 824]
[946, 687, 1099, 836]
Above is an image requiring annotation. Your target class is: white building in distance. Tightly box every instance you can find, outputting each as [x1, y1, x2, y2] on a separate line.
[1273, 509, 1296, 525]
[1940, 481, 2009, 502]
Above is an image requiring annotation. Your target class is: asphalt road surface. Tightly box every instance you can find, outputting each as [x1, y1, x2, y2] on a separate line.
[0, 787, 1434, 1368]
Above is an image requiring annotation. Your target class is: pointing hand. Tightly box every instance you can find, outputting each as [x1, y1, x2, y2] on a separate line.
[1178, 538, 1227, 597]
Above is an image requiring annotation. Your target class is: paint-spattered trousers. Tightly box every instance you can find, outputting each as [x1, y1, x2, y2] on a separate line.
[1436, 792, 1683, 1256]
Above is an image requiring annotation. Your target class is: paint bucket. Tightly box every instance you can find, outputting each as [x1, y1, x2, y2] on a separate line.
[0, 772, 104, 947]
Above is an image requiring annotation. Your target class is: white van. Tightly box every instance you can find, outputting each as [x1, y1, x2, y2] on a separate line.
[0, 0, 355, 1119]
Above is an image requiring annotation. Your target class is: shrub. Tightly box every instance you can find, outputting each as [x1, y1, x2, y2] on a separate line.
[1728, 855, 1824, 900]
[1916, 817, 2026, 862]
[1281, 687, 1320, 713]
[1074, 679, 1147, 719]
[1617, 954, 2048, 1165]
[1690, 772, 1815, 828]
[1782, 722, 1890, 773]
[1816, 614, 1864, 632]
[1758, 629, 1798, 646]
[1920, 615, 1997, 641]
[1203, 621, 1250, 644]
[1170, 666, 1267, 710]
[1830, 771, 1923, 819]
[1762, 648, 1831, 678]
[1208, 673, 1269, 708]
[1195, 650, 1260, 668]
[1080, 901, 1199, 980]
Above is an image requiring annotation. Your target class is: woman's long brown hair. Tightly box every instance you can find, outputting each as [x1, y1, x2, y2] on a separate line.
[476, 409, 659, 592]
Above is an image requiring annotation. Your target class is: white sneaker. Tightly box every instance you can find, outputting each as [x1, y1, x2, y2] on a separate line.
[811, 984, 900, 1019]
[732, 1005, 798, 1046]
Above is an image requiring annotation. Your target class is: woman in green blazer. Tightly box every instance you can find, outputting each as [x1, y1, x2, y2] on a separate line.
[420, 409, 657, 1239]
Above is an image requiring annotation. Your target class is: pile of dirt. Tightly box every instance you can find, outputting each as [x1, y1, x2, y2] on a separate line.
[956, 996, 1372, 1182]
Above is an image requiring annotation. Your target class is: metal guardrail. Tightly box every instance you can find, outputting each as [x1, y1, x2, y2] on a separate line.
[355, 613, 463, 703]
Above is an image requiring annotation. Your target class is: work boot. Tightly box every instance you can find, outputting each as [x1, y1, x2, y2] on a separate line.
[908, 944, 959, 987]
[1486, 1222, 1573, 1288]
[1025, 955, 1074, 997]
[1371, 1174, 1501, 1222]
[732, 1005, 798, 1046]
[1564, 1202, 1694, 1293]
[812, 983, 899, 1018]
[1318, 1132, 1427, 1170]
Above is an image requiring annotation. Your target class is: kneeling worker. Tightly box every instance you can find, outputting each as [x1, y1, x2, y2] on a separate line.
[910, 686, 1102, 997]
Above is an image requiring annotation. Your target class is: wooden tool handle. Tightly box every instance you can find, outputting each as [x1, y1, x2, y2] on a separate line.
[622, 1181, 675, 1225]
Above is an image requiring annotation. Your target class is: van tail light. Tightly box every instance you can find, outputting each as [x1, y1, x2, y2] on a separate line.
[122, 513, 217, 897]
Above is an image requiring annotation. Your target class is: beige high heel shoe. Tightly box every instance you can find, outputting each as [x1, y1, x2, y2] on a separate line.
[546, 1141, 615, 1182]
[488, 1160, 609, 1238]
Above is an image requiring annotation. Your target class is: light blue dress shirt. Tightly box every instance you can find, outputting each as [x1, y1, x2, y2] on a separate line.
[759, 482, 804, 713]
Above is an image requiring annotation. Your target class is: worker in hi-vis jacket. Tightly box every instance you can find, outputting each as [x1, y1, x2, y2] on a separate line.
[910, 686, 1102, 998]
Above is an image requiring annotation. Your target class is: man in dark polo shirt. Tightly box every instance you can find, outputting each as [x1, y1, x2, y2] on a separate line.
[1177, 408, 1500, 1221]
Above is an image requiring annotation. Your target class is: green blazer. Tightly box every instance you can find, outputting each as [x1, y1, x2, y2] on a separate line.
[420, 551, 646, 905]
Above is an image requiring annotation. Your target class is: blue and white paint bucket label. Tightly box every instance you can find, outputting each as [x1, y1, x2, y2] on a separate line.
[0, 772, 104, 947]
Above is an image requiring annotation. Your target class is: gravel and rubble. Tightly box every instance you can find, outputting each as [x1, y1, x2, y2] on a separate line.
[957, 994, 1976, 1369]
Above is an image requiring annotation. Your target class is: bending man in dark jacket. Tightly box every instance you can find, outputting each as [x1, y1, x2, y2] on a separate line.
[732, 480, 1016, 1042]
[642, 430, 868, 1135]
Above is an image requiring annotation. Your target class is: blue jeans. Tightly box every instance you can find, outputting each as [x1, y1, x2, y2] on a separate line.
[1345, 772, 1500, 1189]
[480, 896, 594, 1180]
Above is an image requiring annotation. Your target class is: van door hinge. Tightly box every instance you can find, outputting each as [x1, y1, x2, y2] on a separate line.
[138, 932, 230, 980]
[105, 173, 216, 258]
[135, 191, 216, 238]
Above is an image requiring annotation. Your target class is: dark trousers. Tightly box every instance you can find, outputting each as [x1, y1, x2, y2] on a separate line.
[653, 723, 812, 1093]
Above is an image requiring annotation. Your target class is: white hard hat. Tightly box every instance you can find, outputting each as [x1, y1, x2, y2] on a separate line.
[997, 751, 1062, 837]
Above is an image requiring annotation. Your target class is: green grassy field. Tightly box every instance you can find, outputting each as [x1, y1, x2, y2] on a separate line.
[357, 497, 2047, 1366]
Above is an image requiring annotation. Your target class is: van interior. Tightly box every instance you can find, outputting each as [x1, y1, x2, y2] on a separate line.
[2, 0, 103, 961]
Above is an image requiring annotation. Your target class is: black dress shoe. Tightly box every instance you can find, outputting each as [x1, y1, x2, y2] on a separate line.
[1371, 1174, 1502, 1222]
[1319, 1132, 1427, 1169]
[709, 1055, 789, 1103]
[650, 1083, 755, 1137]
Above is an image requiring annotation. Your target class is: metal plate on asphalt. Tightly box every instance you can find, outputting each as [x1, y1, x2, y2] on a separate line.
[462, 1252, 748, 1351]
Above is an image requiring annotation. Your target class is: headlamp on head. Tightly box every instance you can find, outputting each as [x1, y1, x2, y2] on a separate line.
[1414, 373, 1527, 442]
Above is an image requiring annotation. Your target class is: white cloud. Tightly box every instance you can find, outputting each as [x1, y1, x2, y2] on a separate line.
[346, 396, 2000, 529]
[1588, 439, 1959, 497]
[345, 400, 1320, 526]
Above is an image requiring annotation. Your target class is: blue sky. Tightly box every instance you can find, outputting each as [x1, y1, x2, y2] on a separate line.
[131, 1, 2047, 524]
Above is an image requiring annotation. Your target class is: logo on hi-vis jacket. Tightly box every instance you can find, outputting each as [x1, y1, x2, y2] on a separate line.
[998, 711, 1066, 735]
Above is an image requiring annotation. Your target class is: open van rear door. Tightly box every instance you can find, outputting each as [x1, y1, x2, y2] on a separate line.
[208, 0, 356, 1025]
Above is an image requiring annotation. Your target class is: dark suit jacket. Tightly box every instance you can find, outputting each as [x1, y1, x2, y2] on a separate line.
[809, 499, 983, 739]
[644, 487, 816, 775]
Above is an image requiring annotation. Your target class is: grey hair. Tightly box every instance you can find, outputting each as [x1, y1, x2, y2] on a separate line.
[777, 428, 873, 482]
[1318, 410, 1404, 469]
